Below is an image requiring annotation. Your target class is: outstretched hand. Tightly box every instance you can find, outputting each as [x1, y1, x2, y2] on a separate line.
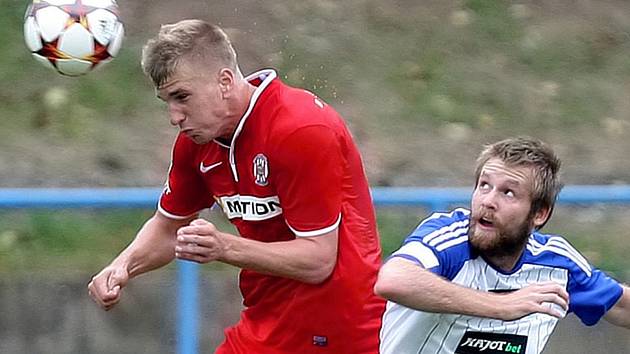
[87, 266, 129, 311]
[495, 282, 569, 321]
[175, 218, 230, 264]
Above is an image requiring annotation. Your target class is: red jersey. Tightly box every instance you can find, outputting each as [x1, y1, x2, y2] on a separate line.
[159, 69, 385, 353]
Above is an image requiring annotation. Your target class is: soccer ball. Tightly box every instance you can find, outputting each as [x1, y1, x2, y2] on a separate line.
[23, 0, 124, 76]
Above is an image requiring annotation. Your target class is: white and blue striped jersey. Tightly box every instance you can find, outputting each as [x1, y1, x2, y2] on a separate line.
[380, 208, 623, 354]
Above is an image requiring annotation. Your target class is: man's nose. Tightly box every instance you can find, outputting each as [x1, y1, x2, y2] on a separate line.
[480, 189, 498, 210]
[168, 106, 186, 126]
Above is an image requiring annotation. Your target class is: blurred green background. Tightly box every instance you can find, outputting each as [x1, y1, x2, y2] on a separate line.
[1, 205, 629, 282]
[1, 0, 629, 279]
[0, 0, 630, 279]
[1, 1, 630, 352]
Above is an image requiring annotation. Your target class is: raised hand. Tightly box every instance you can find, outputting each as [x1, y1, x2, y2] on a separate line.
[494, 282, 569, 321]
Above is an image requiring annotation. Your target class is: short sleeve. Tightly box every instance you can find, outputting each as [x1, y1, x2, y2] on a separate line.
[158, 134, 213, 219]
[568, 267, 623, 326]
[388, 209, 471, 279]
[270, 125, 343, 237]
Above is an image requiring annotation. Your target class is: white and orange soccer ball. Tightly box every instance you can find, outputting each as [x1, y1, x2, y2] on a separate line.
[23, 0, 124, 76]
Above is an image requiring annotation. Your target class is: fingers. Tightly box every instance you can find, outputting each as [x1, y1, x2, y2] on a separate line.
[107, 270, 126, 292]
[175, 219, 220, 261]
[532, 282, 570, 311]
[190, 218, 209, 226]
[498, 282, 571, 321]
[530, 300, 567, 319]
[87, 269, 126, 311]
[540, 291, 569, 312]
[530, 283, 570, 317]
[178, 218, 216, 237]
[174, 250, 210, 263]
[527, 290, 568, 319]
[175, 220, 227, 264]
[175, 236, 221, 263]
[175, 242, 206, 258]
[538, 281, 569, 300]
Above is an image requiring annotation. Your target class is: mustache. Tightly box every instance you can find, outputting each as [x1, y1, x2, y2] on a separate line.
[472, 209, 497, 224]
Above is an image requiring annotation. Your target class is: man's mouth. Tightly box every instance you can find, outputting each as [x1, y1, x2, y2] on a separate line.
[182, 129, 198, 140]
[478, 216, 494, 228]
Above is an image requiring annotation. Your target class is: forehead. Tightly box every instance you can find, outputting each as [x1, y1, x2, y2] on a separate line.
[159, 60, 196, 86]
[156, 63, 204, 98]
[479, 158, 534, 187]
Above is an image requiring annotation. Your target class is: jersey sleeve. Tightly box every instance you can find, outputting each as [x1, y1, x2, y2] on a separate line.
[568, 264, 623, 326]
[388, 208, 471, 280]
[158, 134, 213, 219]
[269, 124, 343, 237]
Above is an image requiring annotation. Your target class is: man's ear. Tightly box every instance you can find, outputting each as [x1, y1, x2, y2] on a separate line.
[533, 205, 552, 230]
[218, 68, 234, 97]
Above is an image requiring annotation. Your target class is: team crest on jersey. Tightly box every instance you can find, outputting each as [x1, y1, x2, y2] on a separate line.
[253, 153, 269, 186]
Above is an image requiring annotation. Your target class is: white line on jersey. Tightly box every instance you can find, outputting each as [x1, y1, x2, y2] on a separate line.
[436, 235, 469, 251]
[418, 208, 470, 229]
[527, 237, 592, 277]
[425, 223, 469, 247]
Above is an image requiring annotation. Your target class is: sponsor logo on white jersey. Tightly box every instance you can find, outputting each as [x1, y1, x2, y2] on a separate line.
[456, 332, 527, 354]
[218, 194, 282, 221]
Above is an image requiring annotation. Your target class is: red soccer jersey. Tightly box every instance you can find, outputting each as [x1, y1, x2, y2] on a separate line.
[159, 69, 385, 353]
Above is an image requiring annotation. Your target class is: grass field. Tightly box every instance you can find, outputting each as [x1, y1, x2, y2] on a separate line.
[1, 205, 628, 282]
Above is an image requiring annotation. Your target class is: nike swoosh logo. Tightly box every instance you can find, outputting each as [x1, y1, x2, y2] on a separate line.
[199, 161, 223, 173]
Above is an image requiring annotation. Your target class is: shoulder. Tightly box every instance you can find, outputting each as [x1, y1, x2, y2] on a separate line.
[525, 232, 593, 278]
[390, 208, 472, 271]
[266, 80, 343, 133]
[272, 80, 328, 111]
[409, 208, 471, 244]
[265, 86, 349, 159]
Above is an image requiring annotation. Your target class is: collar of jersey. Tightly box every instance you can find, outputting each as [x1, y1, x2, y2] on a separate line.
[213, 69, 277, 181]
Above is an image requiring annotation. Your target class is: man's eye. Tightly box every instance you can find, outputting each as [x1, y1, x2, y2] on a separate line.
[479, 182, 491, 190]
[505, 190, 515, 197]
[176, 94, 189, 101]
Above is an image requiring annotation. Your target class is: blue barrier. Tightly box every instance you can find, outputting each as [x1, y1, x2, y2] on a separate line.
[1, 185, 630, 354]
[0, 187, 162, 208]
[2, 185, 630, 209]
[177, 260, 199, 354]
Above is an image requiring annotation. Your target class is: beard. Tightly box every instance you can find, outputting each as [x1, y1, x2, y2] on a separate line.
[468, 214, 533, 259]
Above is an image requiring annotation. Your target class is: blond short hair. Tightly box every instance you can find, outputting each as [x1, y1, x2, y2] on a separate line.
[141, 19, 238, 87]
[474, 136, 563, 216]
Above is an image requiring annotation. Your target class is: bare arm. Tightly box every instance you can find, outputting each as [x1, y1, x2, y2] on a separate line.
[111, 212, 193, 276]
[374, 257, 569, 321]
[175, 219, 338, 284]
[604, 285, 630, 328]
[88, 211, 194, 310]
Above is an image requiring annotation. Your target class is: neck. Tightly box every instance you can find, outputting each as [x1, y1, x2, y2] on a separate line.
[221, 80, 257, 141]
[487, 254, 521, 273]
[484, 240, 527, 273]
[234, 79, 256, 116]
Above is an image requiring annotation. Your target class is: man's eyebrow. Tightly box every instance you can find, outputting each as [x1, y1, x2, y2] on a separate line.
[479, 170, 526, 187]
[168, 89, 184, 98]
[156, 88, 184, 101]
[504, 179, 522, 188]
